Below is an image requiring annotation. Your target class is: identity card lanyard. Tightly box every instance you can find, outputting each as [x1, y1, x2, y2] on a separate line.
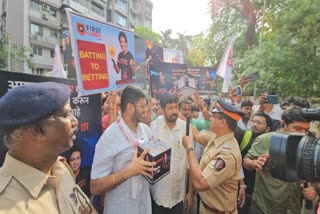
[116, 117, 139, 149]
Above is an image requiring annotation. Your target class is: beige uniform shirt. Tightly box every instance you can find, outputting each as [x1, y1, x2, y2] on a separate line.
[0, 154, 91, 214]
[199, 133, 241, 214]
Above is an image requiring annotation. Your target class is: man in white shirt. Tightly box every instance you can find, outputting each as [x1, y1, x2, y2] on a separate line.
[91, 85, 156, 214]
[150, 93, 194, 214]
[237, 100, 254, 130]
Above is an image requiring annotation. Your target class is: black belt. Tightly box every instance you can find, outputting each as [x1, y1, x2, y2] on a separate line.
[201, 200, 235, 214]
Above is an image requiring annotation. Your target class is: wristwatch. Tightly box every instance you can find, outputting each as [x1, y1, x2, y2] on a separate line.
[186, 147, 194, 154]
[239, 184, 247, 189]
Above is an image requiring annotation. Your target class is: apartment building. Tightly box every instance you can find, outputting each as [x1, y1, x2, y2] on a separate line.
[0, 0, 152, 74]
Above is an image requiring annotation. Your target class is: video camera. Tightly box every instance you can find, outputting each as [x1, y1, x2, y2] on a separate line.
[269, 108, 320, 182]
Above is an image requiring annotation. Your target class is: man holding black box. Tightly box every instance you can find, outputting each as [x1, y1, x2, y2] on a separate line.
[183, 99, 244, 214]
[91, 85, 156, 214]
[150, 93, 194, 214]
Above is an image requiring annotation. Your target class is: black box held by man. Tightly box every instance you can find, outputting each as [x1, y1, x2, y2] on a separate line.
[137, 138, 171, 184]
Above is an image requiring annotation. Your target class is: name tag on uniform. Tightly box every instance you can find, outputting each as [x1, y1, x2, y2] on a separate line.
[221, 144, 231, 155]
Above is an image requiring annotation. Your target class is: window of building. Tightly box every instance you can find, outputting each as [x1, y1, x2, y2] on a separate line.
[50, 8, 57, 17]
[30, 23, 43, 36]
[32, 46, 42, 56]
[31, 0, 41, 11]
[114, 12, 127, 28]
[115, 0, 127, 13]
[34, 68, 44, 75]
[50, 49, 54, 58]
[50, 29, 58, 38]
[72, 0, 87, 7]
[91, 2, 104, 16]
[2, 0, 7, 11]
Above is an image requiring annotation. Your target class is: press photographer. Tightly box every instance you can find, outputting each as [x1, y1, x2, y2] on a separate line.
[243, 106, 316, 214]
[269, 108, 320, 183]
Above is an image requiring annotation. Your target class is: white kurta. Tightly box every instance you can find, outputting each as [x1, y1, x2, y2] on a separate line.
[91, 116, 152, 214]
[150, 116, 192, 208]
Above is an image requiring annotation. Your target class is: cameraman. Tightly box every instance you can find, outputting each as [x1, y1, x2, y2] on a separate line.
[243, 106, 316, 214]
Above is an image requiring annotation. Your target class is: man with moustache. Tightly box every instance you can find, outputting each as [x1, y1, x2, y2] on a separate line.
[90, 85, 156, 214]
[150, 93, 194, 214]
[182, 99, 244, 214]
[0, 82, 94, 213]
[237, 100, 254, 130]
[178, 99, 192, 118]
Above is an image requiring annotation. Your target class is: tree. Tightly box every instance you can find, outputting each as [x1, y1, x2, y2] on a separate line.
[134, 26, 161, 45]
[172, 33, 193, 55]
[0, 33, 34, 71]
[210, 0, 262, 47]
[205, 0, 320, 98]
[159, 29, 174, 48]
[187, 33, 208, 67]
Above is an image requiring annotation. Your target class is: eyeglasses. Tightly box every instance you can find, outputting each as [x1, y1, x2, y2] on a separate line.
[251, 119, 266, 125]
[135, 104, 146, 109]
[73, 186, 93, 213]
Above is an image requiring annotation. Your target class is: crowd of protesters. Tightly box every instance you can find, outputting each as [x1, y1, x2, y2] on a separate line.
[0, 76, 320, 214]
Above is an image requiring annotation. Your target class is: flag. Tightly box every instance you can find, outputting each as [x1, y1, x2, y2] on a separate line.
[216, 36, 235, 93]
[51, 45, 67, 78]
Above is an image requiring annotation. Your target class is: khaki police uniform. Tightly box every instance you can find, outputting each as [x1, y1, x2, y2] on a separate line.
[199, 133, 242, 214]
[0, 154, 92, 214]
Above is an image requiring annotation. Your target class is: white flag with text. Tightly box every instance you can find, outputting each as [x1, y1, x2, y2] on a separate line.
[216, 37, 235, 93]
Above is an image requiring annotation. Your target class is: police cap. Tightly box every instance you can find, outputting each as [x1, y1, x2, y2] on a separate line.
[0, 82, 70, 128]
[211, 99, 244, 121]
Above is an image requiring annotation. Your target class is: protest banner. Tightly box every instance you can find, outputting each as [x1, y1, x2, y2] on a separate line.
[163, 48, 184, 64]
[149, 62, 188, 99]
[187, 67, 217, 95]
[67, 9, 136, 96]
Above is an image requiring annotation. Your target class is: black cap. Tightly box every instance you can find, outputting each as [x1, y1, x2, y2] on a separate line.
[211, 99, 244, 121]
[0, 82, 70, 128]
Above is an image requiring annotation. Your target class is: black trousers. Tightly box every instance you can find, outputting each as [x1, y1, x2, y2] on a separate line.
[238, 194, 252, 214]
[152, 199, 184, 214]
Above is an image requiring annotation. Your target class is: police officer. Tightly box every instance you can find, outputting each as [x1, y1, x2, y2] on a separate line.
[0, 82, 95, 213]
[182, 99, 244, 214]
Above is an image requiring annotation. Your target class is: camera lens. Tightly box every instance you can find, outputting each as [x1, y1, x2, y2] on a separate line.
[269, 133, 301, 182]
[296, 136, 320, 182]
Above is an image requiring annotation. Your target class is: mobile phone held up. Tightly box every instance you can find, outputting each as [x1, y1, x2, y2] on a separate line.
[247, 72, 259, 82]
[234, 86, 242, 96]
[267, 95, 278, 104]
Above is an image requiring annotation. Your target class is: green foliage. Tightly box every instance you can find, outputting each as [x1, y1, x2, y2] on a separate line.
[134, 26, 161, 45]
[207, 0, 320, 98]
[188, 33, 207, 67]
[159, 29, 174, 48]
[171, 33, 193, 55]
[0, 33, 34, 71]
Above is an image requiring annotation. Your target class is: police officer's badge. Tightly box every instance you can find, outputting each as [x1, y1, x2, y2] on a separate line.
[213, 158, 225, 171]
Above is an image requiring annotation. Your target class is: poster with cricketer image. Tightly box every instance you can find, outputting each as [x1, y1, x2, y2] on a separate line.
[67, 9, 136, 96]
